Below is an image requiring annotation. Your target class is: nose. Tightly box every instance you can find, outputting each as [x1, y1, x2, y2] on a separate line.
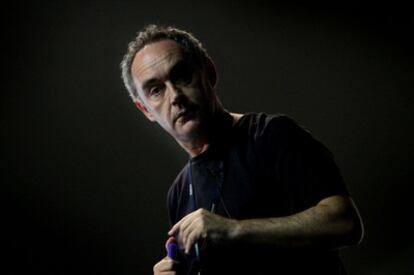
[167, 81, 187, 107]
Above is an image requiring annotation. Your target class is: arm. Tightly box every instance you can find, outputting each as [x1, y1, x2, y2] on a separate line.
[168, 195, 364, 253]
[232, 195, 364, 250]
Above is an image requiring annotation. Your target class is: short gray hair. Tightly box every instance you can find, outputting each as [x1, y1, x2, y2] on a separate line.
[120, 25, 210, 103]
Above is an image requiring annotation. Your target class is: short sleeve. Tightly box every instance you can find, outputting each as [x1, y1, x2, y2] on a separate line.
[257, 114, 349, 210]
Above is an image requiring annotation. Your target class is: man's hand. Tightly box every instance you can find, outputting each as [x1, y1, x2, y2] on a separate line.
[168, 208, 237, 254]
[153, 237, 180, 275]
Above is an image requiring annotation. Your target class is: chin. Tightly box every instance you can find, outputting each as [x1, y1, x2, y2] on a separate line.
[176, 119, 202, 140]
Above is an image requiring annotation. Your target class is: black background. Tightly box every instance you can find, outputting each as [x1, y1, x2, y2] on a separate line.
[3, 1, 413, 274]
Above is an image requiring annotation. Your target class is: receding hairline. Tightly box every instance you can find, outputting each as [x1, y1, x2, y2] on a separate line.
[120, 25, 211, 103]
[132, 39, 186, 69]
[131, 39, 193, 84]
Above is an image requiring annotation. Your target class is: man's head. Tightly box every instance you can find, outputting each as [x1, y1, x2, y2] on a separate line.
[121, 25, 217, 103]
[120, 25, 222, 143]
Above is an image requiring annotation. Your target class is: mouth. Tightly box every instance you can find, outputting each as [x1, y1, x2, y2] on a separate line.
[175, 108, 197, 123]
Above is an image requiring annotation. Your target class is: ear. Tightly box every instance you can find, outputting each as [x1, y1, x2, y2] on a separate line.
[135, 100, 155, 122]
[205, 56, 218, 88]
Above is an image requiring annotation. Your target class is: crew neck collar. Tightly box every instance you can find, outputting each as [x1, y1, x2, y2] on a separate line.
[189, 111, 235, 163]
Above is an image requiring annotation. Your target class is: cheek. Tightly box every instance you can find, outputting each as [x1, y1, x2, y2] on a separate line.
[146, 99, 164, 114]
[186, 80, 208, 102]
[184, 87, 201, 102]
[156, 101, 174, 122]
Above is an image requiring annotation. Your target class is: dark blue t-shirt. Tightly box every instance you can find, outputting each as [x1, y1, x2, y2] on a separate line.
[167, 112, 349, 275]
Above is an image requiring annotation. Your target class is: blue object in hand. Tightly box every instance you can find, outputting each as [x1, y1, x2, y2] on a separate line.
[167, 242, 178, 260]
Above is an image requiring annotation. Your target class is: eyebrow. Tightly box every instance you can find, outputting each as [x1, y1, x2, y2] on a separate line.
[140, 59, 191, 92]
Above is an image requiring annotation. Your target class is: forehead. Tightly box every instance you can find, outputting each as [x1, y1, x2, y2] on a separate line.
[131, 40, 185, 84]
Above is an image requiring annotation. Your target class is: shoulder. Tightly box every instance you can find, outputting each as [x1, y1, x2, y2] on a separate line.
[233, 112, 331, 161]
[235, 112, 308, 142]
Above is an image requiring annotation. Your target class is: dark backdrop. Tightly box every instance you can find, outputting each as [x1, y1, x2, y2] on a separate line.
[3, 1, 413, 274]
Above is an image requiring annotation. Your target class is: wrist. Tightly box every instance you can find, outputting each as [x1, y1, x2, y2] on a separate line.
[228, 219, 243, 242]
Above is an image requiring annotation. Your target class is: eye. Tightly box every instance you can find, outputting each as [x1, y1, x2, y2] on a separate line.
[148, 85, 164, 98]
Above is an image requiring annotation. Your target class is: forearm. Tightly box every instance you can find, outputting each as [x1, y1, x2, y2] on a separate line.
[230, 196, 363, 250]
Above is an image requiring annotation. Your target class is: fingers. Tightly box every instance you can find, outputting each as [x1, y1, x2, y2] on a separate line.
[168, 210, 195, 237]
[184, 225, 201, 253]
[153, 257, 178, 275]
[168, 209, 198, 236]
[178, 214, 202, 241]
[168, 209, 209, 254]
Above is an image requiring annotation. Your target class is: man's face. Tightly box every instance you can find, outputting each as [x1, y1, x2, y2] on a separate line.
[131, 40, 214, 142]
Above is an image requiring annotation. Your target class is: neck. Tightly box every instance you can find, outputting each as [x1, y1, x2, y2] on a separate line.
[181, 140, 210, 158]
[178, 111, 244, 158]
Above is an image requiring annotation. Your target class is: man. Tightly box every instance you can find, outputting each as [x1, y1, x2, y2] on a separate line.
[120, 25, 364, 274]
